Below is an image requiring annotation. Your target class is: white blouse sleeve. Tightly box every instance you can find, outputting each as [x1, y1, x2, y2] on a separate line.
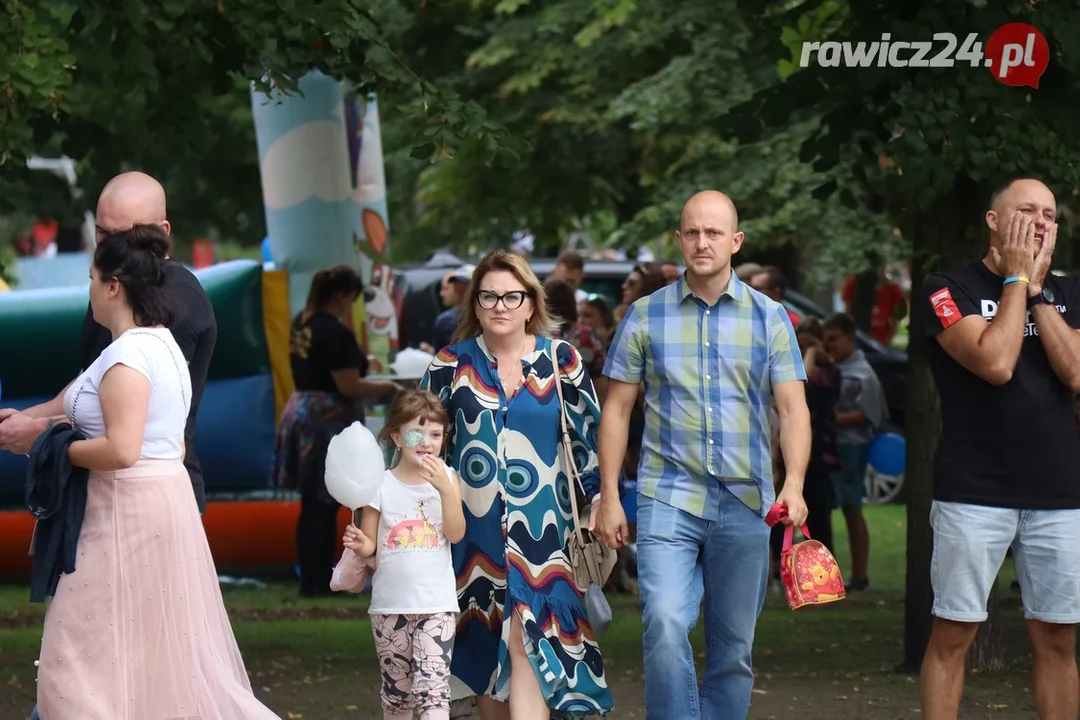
[96, 334, 158, 385]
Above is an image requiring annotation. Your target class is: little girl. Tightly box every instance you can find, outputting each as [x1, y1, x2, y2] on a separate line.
[342, 389, 465, 720]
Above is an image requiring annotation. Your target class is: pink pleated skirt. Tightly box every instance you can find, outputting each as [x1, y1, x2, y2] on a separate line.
[36, 459, 280, 720]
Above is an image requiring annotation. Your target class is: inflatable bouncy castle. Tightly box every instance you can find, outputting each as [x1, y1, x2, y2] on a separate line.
[0, 261, 304, 575]
[0, 74, 394, 577]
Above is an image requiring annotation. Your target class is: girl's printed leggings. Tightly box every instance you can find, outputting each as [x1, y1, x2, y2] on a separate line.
[371, 612, 456, 720]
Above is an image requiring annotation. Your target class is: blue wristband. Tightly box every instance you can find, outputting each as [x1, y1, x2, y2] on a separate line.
[1003, 275, 1029, 286]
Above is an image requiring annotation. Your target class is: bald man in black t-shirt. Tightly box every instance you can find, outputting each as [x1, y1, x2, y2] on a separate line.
[919, 177, 1080, 720]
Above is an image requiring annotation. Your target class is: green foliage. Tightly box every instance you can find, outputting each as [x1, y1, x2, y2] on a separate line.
[727, 0, 1080, 268]
[0, 2, 77, 163]
[0, 0, 508, 243]
[15, 0, 1058, 285]
[2, 0, 505, 163]
[379, 0, 896, 284]
[0, 241, 16, 286]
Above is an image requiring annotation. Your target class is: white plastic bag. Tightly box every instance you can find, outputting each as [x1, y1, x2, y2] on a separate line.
[390, 347, 435, 378]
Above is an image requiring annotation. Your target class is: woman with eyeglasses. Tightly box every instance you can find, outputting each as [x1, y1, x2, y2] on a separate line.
[421, 250, 613, 719]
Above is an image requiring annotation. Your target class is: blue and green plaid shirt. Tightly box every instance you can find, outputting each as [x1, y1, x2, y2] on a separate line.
[603, 272, 806, 519]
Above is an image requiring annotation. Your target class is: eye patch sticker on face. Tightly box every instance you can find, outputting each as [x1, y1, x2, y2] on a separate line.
[403, 429, 426, 448]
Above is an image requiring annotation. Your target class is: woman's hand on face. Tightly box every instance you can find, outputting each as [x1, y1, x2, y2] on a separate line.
[419, 455, 452, 493]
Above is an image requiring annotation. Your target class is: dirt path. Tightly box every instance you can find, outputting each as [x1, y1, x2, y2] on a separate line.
[0, 581, 1039, 719]
[0, 645, 1036, 720]
[233, 672, 1035, 720]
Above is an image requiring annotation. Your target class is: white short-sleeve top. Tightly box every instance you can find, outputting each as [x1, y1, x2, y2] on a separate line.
[367, 462, 460, 615]
[63, 327, 192, 459]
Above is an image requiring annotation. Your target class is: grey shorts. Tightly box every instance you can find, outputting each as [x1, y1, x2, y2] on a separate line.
[930, 500, 1080, 624]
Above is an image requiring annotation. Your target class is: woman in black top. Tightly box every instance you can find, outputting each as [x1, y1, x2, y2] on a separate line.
[271, 265, 402, 596]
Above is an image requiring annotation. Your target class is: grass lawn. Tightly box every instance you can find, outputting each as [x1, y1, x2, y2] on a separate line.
[0, 504, 1041, 718]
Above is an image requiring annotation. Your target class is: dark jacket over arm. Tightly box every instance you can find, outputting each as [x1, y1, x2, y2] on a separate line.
[26, 423, 88, 603]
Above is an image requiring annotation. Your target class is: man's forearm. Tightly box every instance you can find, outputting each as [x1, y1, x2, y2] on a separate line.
[778, 405, 812, 490]
[980, 283, 1029, 363]
[1032, 304, 1080, 390]
[23, 380, 74, 419]
[597, 415, 630, 498]
[23, 404, 64, 421]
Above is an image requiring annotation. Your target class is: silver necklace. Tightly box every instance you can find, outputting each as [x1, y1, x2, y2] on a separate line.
[497, 335, 530, 396]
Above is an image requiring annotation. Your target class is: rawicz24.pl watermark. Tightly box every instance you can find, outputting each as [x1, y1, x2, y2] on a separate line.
[798, 23, 1050, 88]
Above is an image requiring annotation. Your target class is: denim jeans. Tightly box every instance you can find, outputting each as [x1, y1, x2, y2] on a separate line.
[930, 501, 1080, 623]
[636, 489, 770, 720]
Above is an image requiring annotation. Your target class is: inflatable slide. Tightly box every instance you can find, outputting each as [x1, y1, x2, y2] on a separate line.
[0, 260, 353, 577]
[1, 73, 392, 578]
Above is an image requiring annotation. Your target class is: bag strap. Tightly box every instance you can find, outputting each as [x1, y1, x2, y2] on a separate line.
[550, 340, 602, 585]
[783, 523, 810, 552]
[763, 502, 810, 552]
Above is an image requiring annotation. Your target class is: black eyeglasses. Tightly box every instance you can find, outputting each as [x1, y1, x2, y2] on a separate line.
[477, 290, 529, 310]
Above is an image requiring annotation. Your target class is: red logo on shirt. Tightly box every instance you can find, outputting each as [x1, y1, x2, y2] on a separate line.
[930, 288, 961, 329]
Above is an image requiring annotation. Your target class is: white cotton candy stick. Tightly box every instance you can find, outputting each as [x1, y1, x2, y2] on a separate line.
[324, 421, 386, 510]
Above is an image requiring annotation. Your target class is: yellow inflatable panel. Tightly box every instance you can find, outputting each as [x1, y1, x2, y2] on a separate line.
[261, 269, 295, 425]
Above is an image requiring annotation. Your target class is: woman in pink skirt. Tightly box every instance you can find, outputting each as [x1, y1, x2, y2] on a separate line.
[35, 224, 279, 719]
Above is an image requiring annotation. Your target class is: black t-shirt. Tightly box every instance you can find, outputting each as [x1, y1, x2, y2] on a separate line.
[289, 312, 366, 394]
[922, 260, 1080, 509]
[80, 260, 217, 512]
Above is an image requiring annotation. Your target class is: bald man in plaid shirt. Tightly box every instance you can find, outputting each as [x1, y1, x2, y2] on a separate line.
[596, 191, 812, 720]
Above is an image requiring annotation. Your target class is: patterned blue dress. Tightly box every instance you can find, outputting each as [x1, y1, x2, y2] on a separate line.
[420, 335, 613, 717]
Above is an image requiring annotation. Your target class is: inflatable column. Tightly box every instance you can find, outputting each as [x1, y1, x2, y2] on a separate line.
[345, 93, 398, 352]
[351, 94, 390, 263]
[251, 71, 357, 314]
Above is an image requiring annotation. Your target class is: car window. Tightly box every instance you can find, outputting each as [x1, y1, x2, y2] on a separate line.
[533, 268, 624, 311]
[579, 278, 622, 310]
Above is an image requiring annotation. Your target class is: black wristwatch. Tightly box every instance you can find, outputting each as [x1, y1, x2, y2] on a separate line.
[1028, 286, 1055, 309]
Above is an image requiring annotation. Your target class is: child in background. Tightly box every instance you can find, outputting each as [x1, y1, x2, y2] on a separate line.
[342, 390, 466, 720]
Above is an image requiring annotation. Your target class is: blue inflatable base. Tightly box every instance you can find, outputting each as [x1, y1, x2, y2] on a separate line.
[0, 374, 277, 508]
[192, 374, 277, 491]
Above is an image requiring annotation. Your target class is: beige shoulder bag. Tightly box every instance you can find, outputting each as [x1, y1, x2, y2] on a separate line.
[551, 342, 618, 594]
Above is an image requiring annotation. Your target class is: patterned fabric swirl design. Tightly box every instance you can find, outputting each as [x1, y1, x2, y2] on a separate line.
[420, 335, 612, 716]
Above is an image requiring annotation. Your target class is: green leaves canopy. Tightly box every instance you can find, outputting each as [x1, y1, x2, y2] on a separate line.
[0, 0, 507, 240]
[727, 0, 1080, 266]
[380, 0, 900, 283]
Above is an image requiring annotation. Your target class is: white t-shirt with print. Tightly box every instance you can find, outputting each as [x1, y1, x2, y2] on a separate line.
[368, 462, 460, 615]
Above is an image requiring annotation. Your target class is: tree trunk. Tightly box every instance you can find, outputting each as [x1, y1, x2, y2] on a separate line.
[967, 584, 1007, 673]
[903, 174, 1006, 672]
[903, 274, 938, 670]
